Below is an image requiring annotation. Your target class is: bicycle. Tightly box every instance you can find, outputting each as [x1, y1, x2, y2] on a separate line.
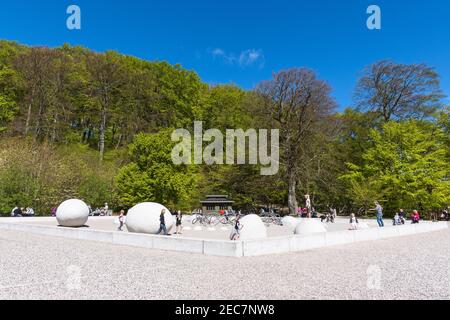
[192, 213, 214, 226]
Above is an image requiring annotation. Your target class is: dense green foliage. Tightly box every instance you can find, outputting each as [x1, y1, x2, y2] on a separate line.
[0, 40, 448, 217]
[115, 131, 196, 209]
[341, 120, 449, 212]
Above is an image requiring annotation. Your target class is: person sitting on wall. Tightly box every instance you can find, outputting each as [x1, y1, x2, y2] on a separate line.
[13, 207, 23, 217]
[393, 212, 401, 226]
[25, 207, 35, 217]
[397, 209, 406, 225]
[411, 210, 420, 224]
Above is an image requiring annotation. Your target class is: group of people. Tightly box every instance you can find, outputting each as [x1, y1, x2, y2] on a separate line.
[116, 209, 184, 235]
[347, 201, 443, 230]
[156, 209, 183, 236]
[10, 206, 35, 217]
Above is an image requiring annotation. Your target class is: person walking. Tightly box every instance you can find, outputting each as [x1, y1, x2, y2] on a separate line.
[118, 210, 126, 231]
[230, 215, 243, 241]
[175, 210, 183, 235]
[372, 201, 384, 227]
[157, 209, 169, 235]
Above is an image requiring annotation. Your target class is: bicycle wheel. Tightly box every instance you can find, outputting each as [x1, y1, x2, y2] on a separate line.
[209, 216, 220, 226]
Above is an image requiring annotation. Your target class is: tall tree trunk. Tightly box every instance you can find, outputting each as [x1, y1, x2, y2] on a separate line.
[25, 102, 32, 136]
[288, 173, 298, 215]
[35, 98, 46, 140]
[115, 133, 123, 150]
[99, 107, 107, 161]
[51, 114, 58, 143]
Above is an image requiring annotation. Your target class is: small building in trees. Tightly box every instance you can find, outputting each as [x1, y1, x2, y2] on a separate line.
[201, 195, 234, 214]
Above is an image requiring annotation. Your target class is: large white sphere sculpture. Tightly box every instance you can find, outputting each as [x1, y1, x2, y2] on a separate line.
[282, 216, 301, 232]
[126, 202, 174, 234]
[294, 219, 327, 236]
[56, 199, 89, 227]
[238, 214, 267, 240]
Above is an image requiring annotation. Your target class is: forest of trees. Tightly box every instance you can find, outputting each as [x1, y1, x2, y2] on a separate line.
[0, 40, 448, 216]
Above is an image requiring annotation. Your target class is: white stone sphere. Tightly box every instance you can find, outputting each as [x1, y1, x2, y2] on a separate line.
[294, 219, 327, 236]
[282, 216, 301, 232]
[56, 199, 89, 227]
[239, 214, 267, 240]
[125, 202, 174, 234]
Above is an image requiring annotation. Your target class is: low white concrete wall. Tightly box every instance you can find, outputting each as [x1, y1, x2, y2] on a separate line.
[113, 232, 153, 248]
[290, 233, 327, 251]
[152, 236, 204, 254]
[0, 221, 447, 257]
[243, 237, 291, 257]
[203, 240, 243, 257]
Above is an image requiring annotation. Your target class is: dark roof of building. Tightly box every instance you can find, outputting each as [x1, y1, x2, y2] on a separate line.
[201, 195, 234, 204]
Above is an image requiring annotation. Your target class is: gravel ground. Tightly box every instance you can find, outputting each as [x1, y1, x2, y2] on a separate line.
[0, 224, 449, 300]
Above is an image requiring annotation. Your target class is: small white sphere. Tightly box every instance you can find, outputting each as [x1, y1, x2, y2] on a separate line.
[294, 219, 327, 236]
[125, 202, 174, 234]
[239, 214, 267, 240]
[56, 199, 89, 227]
[282, 216, 301, 232]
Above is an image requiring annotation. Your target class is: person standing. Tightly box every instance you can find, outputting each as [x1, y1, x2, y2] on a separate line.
[372, 201, 384, 227]
[157, 209, 168, 235]
[349, 213, 359, 230]
[175, 210, 183, 235]
[305, 195, 312, 218]
[118, 210, 126, 231]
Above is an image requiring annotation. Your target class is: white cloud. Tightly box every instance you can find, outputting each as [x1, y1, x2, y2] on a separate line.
[239, 49, 265, 68]
[210, 48, 265, 68]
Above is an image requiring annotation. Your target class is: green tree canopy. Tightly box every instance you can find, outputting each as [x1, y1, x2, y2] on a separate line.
[341, 120, 450, 214]
[115, 130, 196, 209]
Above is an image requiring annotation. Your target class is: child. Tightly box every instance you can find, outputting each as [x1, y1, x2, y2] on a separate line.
[393, 213, 401, 226]
[349, 213, 359, 230]
[175, 210, 183, 235]
[230, 215, 243, 241]
[118, 210, 125, 231]
[412, 210, 420, 224]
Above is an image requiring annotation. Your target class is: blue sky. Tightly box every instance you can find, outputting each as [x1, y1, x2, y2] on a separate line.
[1, 0, 449, 108]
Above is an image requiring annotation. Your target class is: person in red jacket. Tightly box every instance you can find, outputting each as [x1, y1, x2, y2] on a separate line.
[412, 210, 420, 224]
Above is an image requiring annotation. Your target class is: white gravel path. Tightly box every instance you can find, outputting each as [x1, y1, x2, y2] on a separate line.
[0, 225, 449, 300]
